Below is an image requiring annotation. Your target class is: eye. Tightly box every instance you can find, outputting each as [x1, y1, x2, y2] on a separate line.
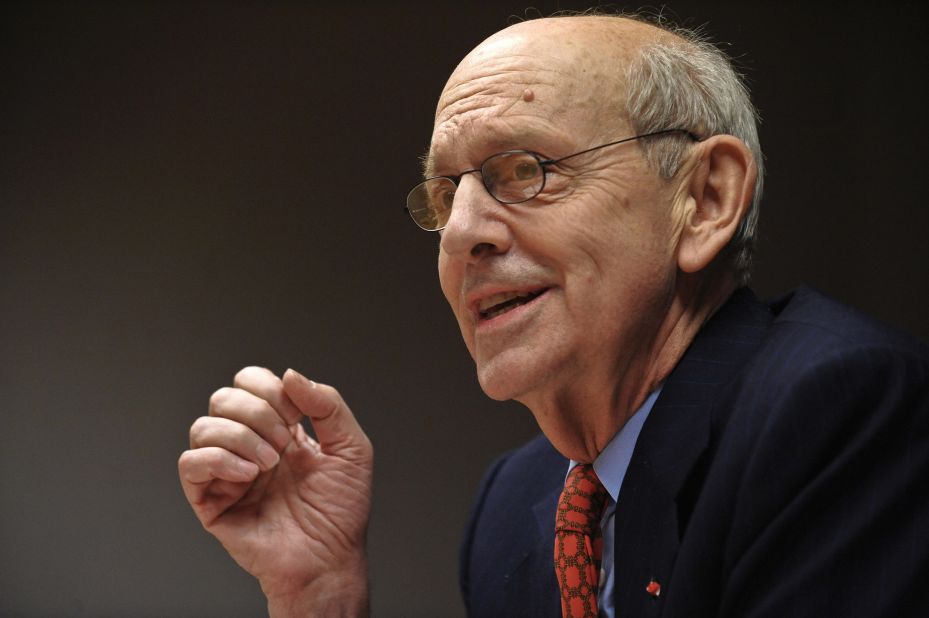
[441, 188, 455, 209]
[513, 160, 540, 181]
[427, 182, 456, 213]
[484, 152, 545, 203]
[489, 154, 541, 184]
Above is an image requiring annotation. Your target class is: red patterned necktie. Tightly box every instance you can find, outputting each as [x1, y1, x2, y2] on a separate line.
[554, 464, 609, 618]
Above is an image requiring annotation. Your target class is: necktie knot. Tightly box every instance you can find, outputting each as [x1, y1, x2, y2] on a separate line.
[555, 464, 609, 535]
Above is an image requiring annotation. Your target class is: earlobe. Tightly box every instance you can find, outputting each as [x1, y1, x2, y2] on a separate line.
[676, 136, 756, 274]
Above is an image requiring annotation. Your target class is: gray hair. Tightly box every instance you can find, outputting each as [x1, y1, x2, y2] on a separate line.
[624, 26, 763, 283]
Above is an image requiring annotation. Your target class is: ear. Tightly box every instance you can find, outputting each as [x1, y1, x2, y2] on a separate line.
[676, 135, 757, 274]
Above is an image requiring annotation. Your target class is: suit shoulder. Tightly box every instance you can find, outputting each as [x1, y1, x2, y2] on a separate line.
[714, 287, 929, 485]
[767, 286, 928, 359]
[713, 289, 929, 495]
[740, 287, 929, 400]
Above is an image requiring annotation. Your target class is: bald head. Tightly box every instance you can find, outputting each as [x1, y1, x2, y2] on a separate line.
[453, 15, 679, 75]
[435, 16, 678, 147]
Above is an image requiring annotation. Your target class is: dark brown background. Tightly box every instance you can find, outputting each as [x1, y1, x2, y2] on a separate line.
[2, 1, 927, 616]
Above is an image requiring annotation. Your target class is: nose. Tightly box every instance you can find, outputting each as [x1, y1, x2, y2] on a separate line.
[439, 173, 512, 261]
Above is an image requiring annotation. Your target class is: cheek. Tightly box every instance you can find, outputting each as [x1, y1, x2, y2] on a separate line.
[595, 189, 679, 265]
[437, 252, 471, 334]
[554, 197, 678, 308]
[438, 254, 460, 313]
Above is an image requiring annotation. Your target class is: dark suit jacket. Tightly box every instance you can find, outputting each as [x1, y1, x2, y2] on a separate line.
[460, 287, 929, 617]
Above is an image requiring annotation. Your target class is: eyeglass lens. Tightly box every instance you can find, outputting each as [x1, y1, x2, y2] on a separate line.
[406, 151, 545, 231]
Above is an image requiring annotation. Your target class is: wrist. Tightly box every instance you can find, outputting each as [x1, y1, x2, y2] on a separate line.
[264, 561, 370, 618]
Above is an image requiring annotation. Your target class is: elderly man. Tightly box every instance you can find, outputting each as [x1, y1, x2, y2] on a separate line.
[178, 13, 929, 618]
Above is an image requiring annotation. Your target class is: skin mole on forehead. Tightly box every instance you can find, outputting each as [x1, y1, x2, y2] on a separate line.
[522, 88, 535, 102]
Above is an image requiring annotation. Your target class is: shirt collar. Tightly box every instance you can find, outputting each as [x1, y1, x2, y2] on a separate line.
[568, 387, 661, 502]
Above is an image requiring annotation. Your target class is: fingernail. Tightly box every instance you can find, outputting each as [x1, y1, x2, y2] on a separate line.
[256, 442, 280, 469]
[271, 424, 291, 450]
[235, 459, 259, 479]
[287, 368, 315, 388]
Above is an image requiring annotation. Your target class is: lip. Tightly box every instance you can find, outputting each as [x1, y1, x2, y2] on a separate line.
[468, 285, 551, 325]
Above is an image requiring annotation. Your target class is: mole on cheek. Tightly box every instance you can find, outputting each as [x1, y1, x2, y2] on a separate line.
[522, 88, 534, 102]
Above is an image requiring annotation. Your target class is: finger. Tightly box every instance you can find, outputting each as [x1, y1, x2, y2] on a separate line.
[179, 446, 260, 486]
[292, 421, 320, 450]
[178, 448, 259, 526]
[209, 386, 292, 452]
[281, 369, 372, 460]
[189, 416, 281, 471]
[232, 366, 303, 425]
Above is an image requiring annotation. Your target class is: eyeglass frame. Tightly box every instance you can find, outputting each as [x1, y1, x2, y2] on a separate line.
[405, 128, 701, 232]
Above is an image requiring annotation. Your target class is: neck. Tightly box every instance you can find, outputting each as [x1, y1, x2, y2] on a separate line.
[523, 271, 737, 463]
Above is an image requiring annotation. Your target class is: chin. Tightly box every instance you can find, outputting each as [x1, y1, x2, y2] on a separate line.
[474, 356, 542, 403]
[476, 369, 518, 402]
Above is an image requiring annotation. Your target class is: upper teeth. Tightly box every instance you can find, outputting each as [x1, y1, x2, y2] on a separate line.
[478, 291, 534, 313]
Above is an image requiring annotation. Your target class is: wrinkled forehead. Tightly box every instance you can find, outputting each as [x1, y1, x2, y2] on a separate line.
[428, 53, 579, 162]
[425, 17, 656, 174]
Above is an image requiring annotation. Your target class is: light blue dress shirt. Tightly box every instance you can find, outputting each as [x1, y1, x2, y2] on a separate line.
[565, 388, 660, 618]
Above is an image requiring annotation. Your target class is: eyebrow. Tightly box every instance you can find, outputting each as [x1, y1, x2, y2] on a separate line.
[420, 132, 556, 180]
[420, 147, 434, 179]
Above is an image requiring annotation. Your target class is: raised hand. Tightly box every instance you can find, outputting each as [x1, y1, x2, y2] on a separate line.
[178, 367, 373, 617]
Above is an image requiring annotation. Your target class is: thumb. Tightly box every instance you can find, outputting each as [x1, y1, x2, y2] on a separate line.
[281, 369, 371, 459]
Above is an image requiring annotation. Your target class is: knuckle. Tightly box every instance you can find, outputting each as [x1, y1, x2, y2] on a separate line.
[188, 416, 213, 442]
[178, 448, 210, 478]
[208, 386, 236, 412]
[177, 449, 193, 470]
[233, 365, 274, 386]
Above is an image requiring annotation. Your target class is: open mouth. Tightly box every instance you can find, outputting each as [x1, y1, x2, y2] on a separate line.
[478, 288, 547, 320]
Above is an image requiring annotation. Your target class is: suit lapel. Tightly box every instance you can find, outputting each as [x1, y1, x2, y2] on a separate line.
[468, 435, 565, 618]
[532, 488, 560, 544]
[613, 288, 773, 616]
[501, 458, 564, 617]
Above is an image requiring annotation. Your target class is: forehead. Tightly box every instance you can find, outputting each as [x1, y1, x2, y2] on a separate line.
[426, 21, 633, 176]
[427, 69, 572, 174]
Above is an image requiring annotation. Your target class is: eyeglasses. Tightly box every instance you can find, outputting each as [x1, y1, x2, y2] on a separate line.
[405, 128, 698, 231]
